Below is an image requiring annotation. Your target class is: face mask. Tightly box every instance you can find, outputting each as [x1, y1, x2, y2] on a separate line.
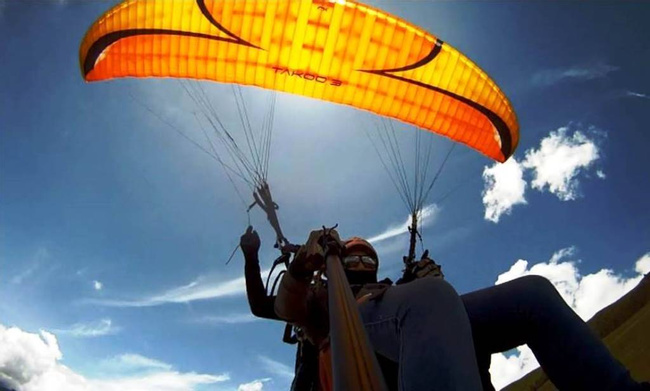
[344, 269, 378, 285]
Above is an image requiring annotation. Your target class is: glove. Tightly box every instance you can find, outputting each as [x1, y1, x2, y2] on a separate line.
[412, 250, 444, 279]
[240, 226, 261, 258]
[396, 251, 443, 284]
[290, 228, 343, 278]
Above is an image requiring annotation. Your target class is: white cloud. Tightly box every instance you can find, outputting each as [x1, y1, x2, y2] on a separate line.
[106, 354, 172, 371]
[85, 371, 228, 391]
[238, 378, 271, 391]
[11, 248, 50, 285]
[522, 127, 601, 201]
[481, 158, 527, 223]
[367, 204, 439, 244]
[0, 324, 228, 391]
[0, 325, 62, 390]
[495, 246, 644, 319]
[635, 253, 650, 275]
[532, 62, 618, 86]
[370, 237, 413, 264]
[96, 354, 173, 375]
[11, 263, 40, 284]
[85, 270, 267, 307]
[54, 319, 119, 338]
[489, 345, 539, 391]
[93, 280, 103, 291]
[238, 381, 263, 391]
[373, 225, 473, 276]
[257, 355, 294, 381]
[547, 246, 576, 264]
[481, 126, 604, 222]
[489, 248, 648, 389]
[192, 313, 259, 325]
[626, 91, 649, 99]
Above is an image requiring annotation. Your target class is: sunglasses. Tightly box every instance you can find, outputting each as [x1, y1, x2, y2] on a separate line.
[343, 255, 378, 268]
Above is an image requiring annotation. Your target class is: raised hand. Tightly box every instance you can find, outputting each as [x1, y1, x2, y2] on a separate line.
[240, 226, 261, 257]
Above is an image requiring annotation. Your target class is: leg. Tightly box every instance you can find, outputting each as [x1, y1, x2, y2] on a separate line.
[291, 342, 318, 391]
[360, 278, 482, 391]
[462, 275, 640, 390]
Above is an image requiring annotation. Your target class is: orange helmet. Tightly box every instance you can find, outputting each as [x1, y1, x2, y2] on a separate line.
[344, 237, 378, 260]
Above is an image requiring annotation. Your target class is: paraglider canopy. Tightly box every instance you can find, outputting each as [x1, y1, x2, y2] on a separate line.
[79, 0, 519, 163]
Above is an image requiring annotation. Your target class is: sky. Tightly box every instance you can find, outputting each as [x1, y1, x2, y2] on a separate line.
[1, 1, 649, 390]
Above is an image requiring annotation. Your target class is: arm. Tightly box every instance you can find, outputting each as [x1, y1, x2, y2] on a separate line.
[274, 229, 331, 326]
[240, 226, 280, 320]
[275, 229, 344, 327]
[274, 253, 312, 325]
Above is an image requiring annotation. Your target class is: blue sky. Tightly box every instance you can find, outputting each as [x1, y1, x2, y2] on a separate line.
[1, 1, 649, 390]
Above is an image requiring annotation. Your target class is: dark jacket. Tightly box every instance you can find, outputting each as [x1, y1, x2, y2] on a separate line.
[243, 251, 320, 390]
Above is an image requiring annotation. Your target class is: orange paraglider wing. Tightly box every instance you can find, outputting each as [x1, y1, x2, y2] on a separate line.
[80, 0, 519, 162]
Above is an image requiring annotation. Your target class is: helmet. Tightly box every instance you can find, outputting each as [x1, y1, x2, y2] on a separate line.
[344, 237, 378, 261]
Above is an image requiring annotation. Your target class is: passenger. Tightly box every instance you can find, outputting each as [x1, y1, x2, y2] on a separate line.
[273, 228, 646, 391]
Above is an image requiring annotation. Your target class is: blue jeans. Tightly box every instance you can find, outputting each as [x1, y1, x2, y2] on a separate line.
[359, 276, 640, 391]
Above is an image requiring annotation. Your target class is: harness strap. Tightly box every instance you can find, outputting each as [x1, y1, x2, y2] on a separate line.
[283, 323, 298, 344]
